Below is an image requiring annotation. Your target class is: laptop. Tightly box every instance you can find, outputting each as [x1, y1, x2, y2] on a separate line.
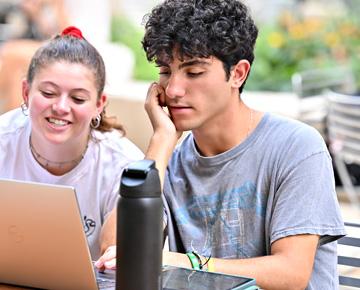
[0, 178, 114, 290]
[0, 178, 257, 290]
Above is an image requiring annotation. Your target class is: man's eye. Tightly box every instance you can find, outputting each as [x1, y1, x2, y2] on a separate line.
[159, 71, 170, 75]
[187, 72, 204, 77]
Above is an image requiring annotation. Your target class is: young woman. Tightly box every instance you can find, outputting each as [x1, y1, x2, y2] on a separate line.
[0, 26, 144, 260]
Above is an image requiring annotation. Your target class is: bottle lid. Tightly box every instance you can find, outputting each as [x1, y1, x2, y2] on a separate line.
[120, 159, 161, 198]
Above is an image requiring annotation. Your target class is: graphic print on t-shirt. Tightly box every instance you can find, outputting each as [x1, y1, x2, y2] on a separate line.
[173, 181, 267, 258]
[83, 215, 96, 236]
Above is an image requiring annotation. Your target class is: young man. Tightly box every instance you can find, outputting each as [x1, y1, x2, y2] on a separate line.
[143, 0, 345, 289]
[96, 0, 345, 289]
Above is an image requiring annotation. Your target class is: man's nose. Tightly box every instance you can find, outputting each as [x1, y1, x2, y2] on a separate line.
[165, 75, 186, 99]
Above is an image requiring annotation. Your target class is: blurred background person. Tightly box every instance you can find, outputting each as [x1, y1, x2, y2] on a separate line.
[0, 0, 134, 113]
[0, 0, 69, 112]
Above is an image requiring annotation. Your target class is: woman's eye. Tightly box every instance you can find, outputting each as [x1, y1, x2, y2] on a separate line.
[72, 97, 86, 104]
[41, 91, 55, 97]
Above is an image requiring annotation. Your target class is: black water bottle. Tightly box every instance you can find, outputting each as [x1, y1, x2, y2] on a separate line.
[116, 159, 163, 290]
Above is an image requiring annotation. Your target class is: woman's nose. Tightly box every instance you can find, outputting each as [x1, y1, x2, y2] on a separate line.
[52, 95, 70, 113]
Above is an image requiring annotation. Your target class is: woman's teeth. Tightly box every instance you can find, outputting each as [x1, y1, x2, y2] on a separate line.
[48, 118, 68, 126]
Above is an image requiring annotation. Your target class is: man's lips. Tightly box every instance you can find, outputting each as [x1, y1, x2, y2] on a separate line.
[168, 105, 192, 112]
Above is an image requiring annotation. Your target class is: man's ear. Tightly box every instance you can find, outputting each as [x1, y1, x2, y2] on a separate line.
[21, 79, 30, 105]
[230, 60, 251, 89]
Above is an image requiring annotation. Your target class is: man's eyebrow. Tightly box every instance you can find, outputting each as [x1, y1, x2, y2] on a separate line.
[155, 59, 211, 69]
[178, 60, 211, 70]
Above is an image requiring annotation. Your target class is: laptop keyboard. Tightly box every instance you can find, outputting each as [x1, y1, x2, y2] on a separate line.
[96, 269, 116, 290]
[97, 277, 116, 289]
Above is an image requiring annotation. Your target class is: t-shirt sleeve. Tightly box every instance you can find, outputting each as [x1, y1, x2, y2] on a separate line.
[101, 138, 144, 222]
[270, 150, 346, 245]
[102, 171, 122, 222]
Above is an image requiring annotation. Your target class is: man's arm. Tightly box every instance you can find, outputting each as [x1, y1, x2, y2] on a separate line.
[95, 83, 179, 270]
[164, 234, 319, 290]
[144, 82, 182, 187]
[98, 81, 175, 256]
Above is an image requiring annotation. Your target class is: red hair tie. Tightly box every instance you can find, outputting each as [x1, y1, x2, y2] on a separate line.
[61, 26, 83, 39]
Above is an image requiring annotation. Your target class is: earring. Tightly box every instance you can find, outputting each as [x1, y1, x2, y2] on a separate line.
[90, 115, 101, 129]
[21, 102, 29, 116]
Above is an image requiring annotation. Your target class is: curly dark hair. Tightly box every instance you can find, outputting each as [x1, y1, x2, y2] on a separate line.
[142, 0, 258, 93]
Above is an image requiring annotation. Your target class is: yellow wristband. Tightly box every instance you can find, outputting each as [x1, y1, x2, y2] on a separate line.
[207, 257, 215, 272]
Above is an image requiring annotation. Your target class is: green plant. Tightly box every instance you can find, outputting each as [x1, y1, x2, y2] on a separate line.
[111, 15, 158, 81]
[246, 11, 360, 91]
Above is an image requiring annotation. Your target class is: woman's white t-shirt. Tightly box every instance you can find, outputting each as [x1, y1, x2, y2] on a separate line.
[0, 109, 144, 259]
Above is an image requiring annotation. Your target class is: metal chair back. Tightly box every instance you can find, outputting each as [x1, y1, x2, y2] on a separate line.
[338, 222, 360, 288]
[327, 91, 360, 208]
[292, 67, 356, 99]
[291, 67, 356, 139]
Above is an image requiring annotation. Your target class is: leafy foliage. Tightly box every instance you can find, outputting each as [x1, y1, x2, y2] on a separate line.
[246, 11, 360, 91]
[111, 15, 158, 81]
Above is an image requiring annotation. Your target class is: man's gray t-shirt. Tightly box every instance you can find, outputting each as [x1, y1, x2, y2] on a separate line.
[163, 113, 345, 289]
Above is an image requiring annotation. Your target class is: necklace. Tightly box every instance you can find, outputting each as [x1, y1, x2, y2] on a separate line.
[29, 137, 88, 170]
[247, 108, 253, 138]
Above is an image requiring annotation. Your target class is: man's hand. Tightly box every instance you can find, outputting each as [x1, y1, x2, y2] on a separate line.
[145, 82, 182, 140]
[94, 245, 116, 272]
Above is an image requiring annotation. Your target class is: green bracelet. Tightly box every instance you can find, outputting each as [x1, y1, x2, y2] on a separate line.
[186, 252, 201, 270]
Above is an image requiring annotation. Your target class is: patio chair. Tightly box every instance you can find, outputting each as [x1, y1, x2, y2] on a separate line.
[291, 67, 356, 139]
[292, 67, 356, 99]
[327, 91, 360, 208]
[338, 222, 360, 288]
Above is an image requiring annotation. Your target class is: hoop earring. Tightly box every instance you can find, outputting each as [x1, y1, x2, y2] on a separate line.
[90, 115, 101, 129]
[21, 102, 29, 116]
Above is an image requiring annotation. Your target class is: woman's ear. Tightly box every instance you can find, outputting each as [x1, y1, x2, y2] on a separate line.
[230, 59, 251, 89]
[96, 94, 107, 115]
[21, 79, 30, 105]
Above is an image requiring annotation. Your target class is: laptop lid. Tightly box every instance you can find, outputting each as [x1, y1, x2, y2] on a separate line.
[0, 178, 99, 290]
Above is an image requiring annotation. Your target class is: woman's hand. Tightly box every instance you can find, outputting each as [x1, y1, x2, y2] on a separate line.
[94, 245, 116, 272]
